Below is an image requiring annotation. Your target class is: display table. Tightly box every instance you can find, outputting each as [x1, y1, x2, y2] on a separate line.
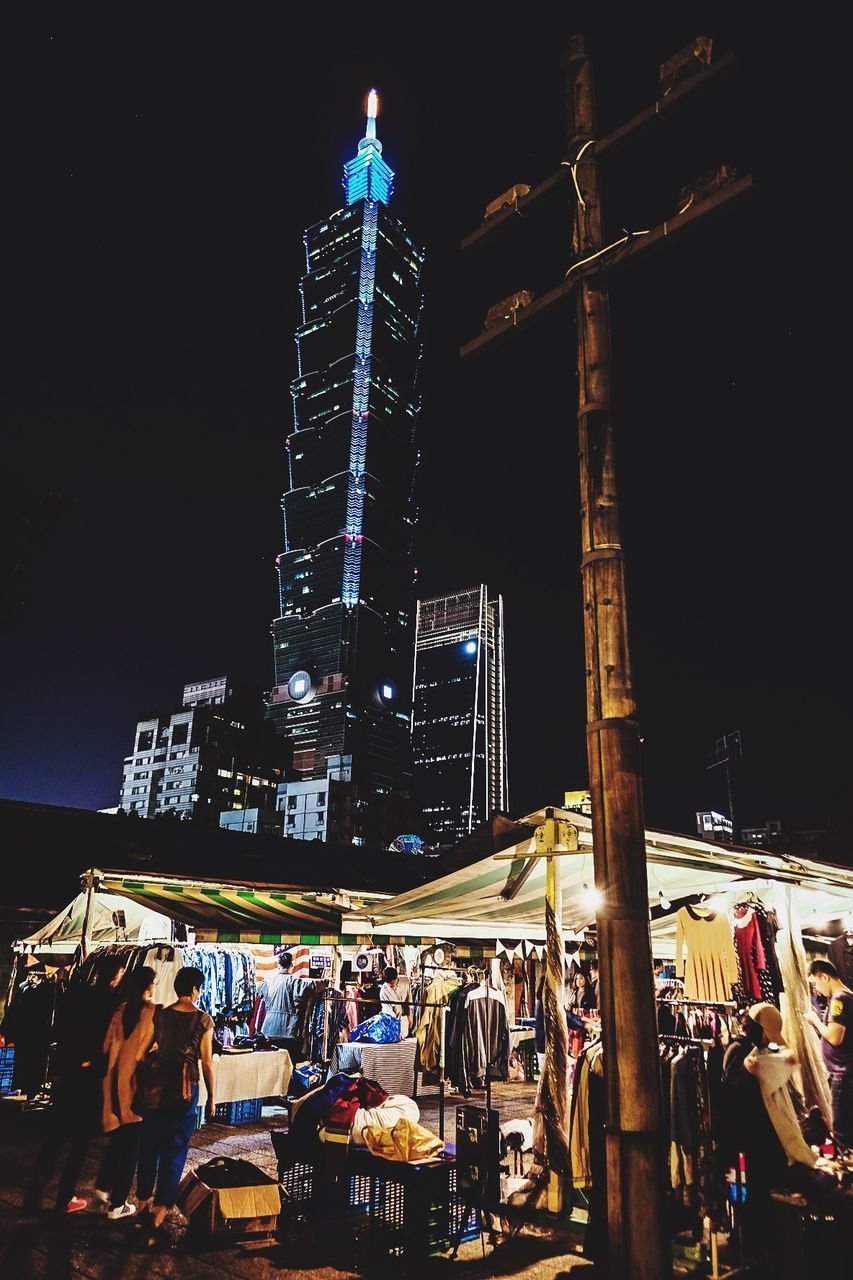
[198, 1049, 293, 1106]
[329, 1039, 417, 1096]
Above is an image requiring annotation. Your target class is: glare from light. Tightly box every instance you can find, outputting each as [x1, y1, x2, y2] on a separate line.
[580, 883, 603, 914]
[704, 894, 727, 913]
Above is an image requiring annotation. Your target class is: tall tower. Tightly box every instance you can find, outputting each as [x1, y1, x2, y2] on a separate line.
[412, 585, 509, 847]
[268, 92, 424, 848]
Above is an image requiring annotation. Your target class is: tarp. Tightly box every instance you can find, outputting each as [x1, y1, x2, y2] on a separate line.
[17, 891, 172, 952]
[96, 870, 342, 938]
[367, 808, 853, 944]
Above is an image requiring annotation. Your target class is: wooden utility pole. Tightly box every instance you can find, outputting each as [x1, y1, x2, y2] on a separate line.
[460, 33, 751, 1278]
[564, 37, 669, 1279]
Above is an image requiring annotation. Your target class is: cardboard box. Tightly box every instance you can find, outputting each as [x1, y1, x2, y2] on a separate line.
[177, 1157, 280, 1240]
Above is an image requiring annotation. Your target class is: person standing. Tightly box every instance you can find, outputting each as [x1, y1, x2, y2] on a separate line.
[257, 951, 314, 1059]
[91, 966, 156, 1220]
[804, 958, 853, 1149]
[568, 971, 596, 1013]
[379, 967, 402, 1017]
[587, 962, 600, 1010]
[22, 955, 127, 1215]
[135, 966, 214, 1248]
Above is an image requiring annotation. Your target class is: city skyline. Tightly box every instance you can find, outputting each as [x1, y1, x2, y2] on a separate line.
[3, 15, 848, 858]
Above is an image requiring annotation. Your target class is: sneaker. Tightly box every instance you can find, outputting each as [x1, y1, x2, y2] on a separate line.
[107, 1201, 137, 1220]
[64, 1197, 88, 1214]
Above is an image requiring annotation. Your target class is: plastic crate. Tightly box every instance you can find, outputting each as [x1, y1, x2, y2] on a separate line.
[273, 1131, 370, 1223]
[278, 1157, 316, 1224]
[213, 1097, 263, 1126]
[448, 1165, 482, 1245]
[0, 1046, 14, 1096]
[363, 1155, 454, 1258]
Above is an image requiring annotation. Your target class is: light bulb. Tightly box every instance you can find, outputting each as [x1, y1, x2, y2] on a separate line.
[580, 883, 603, 913]
[658, 890, 671, 911]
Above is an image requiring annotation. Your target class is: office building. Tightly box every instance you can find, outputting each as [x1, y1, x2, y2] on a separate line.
[119, 677, 283, 825]
[412, 585, 508, 847]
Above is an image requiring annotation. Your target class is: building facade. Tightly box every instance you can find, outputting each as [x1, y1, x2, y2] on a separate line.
[412, 586, 508, 847]
[267, 92, 424, 848]
[119, 677, 283, 825]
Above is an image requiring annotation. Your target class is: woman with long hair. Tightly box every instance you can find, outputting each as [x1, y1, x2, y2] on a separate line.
[568, 971, 596, 1012]
[92, 965, 157, 1219]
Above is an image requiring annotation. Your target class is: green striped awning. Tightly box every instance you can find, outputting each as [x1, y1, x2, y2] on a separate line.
[100, 874, 342, 933]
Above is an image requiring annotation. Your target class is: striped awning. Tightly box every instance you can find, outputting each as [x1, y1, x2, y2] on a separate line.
[98, 872, 342, 937]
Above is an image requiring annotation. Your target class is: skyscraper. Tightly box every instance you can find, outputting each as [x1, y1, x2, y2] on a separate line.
[267, 92, 424, 847]
[412, 586, 509, 847]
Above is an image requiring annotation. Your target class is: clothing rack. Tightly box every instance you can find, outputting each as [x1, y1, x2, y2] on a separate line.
[657, 1030, 746, 1280]
[657, 998, 737, 1008]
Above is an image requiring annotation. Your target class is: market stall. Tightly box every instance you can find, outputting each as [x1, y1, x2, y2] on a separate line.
[350, 806, 853, 1272]
[8, 867, 345, 1115]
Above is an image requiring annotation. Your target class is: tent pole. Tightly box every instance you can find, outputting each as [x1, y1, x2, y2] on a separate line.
[80, 871, 97, 960]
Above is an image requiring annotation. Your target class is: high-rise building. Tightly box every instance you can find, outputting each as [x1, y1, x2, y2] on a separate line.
[119, 677, 283, 824]
[267, 92, 425, 848]
[412, 586, 508, 847]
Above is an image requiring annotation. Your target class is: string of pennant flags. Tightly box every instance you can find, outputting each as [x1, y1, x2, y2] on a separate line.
[495, 931, 586, 962]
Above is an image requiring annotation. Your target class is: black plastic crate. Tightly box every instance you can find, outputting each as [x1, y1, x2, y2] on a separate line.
[273, 1130, 370, 1223]
[448, 1165, 482, 1245]
[213, 1096, 262, 1126]
[278, 1158, 316, 1224]
[0, 1046, 14, 1095]
[363, 1155, 454, 1258]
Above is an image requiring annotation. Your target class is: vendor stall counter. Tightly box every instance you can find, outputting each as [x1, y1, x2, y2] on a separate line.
[198, 1048, 293, 1107]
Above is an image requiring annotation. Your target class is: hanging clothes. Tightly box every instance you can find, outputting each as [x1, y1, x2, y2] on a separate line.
[453, 982, 510, 1097]
[415, 972, 460, 1074]
[731, 906, 767, 1001]
[828, 931, 853, 987]
[675, 905, 738, 1002]
[775, 886, 832, 1125]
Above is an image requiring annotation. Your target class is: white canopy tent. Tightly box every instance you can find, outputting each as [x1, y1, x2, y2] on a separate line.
[354, 808, 853, 955]
[14, 891, 173, 956]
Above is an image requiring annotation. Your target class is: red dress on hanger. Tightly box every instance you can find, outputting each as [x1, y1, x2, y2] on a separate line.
[732, 905, 766, 999]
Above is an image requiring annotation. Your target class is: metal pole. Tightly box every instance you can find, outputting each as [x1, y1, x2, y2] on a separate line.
[563, 36, 670, 1279]
[80, 870, 97, 961]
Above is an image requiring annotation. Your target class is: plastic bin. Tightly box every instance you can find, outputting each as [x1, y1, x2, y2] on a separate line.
[213, 1097, 263, 1126]
[0, 1046, 14, 1095]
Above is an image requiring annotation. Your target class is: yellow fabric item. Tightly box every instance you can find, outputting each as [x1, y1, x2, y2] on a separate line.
[675, 906, 738, 1002]
[362, 1117, 445, 1162]
[415, 973, 460, 1072]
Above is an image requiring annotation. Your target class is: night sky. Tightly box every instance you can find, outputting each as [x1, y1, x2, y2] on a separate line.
[3, 13, 847, 856]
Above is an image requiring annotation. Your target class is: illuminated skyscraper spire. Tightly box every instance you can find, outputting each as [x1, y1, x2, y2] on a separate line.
[344, 88, 394, 205]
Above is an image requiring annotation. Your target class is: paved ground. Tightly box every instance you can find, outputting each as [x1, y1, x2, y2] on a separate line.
[0, 1085, 593, 1279]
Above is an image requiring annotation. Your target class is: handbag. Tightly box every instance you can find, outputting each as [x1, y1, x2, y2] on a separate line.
[134, 1008, 205, 1112]
[134, 1049, 175, 1112]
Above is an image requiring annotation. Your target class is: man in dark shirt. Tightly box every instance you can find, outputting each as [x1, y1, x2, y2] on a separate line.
[22, 955, 127, 1215]
[805, 958, 853, 1149]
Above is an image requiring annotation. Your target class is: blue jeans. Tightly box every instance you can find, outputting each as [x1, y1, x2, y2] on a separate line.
[137, 1085, 198, 1208]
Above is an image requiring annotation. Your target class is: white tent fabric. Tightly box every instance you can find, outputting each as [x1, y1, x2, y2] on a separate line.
[16, 891, 173, 953]
[364, 808, 853, 950]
